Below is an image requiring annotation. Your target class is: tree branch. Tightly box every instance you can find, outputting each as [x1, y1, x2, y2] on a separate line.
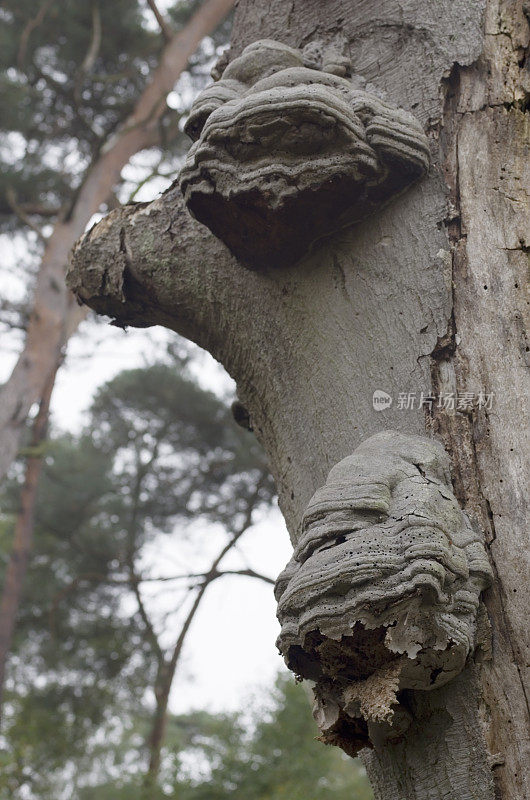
[129, 571, 165, 663]
[212, 567, 275, 585]
[67, 185, 244, 347]
[17, 0, 55, 69]
[0, 361, 60, 721]
[134, 567, 275, 585]
[15, 202, 62, 218]
[0, 0, 236, 489]
[146, 0, 174, 42]
[143, 471, 268, 786]
[162, 471, 269, 689]
[74, 4, 102, 104]
[123, 440, 169, 664]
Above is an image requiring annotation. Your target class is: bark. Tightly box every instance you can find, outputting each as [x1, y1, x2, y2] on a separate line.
[433, 3, 530, 797]
[0, 0, 235, 487]
[143, 584, 206, 796]
[68, 1, 529, 798]
[0, 363, 58, 722]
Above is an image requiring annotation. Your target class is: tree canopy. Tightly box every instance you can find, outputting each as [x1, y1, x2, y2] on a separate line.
[0, 354, 278, 797]
[0, 0, 230, 238]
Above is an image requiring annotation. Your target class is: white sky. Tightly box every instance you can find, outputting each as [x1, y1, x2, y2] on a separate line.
[60, 321, 293, 714]
[1, 316, 293, 715]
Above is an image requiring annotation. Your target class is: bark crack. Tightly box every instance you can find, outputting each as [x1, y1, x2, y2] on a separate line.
[432, 6, 530, 794]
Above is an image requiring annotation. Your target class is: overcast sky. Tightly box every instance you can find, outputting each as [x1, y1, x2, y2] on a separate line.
[64, 323, 293, 714]
[1, 316, 293, 715]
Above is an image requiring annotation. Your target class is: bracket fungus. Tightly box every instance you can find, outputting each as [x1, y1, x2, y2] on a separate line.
[275, 430, 493, 755]
[180, 39, 430, 269]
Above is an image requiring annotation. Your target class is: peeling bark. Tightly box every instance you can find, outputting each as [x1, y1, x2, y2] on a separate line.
[432, 2, 530, 796]
[68, 1, 529, 798]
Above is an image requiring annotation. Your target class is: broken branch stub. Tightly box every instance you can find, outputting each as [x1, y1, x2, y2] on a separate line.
[179, 39, 430, 269]
[275, 430, 493, 756]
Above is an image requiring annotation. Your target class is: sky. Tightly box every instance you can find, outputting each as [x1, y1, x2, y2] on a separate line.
[1, 314, 293, 716]
[59, 322, 293, 715]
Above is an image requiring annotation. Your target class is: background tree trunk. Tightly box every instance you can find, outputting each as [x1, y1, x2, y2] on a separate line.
[0, 363, 58, 721]
[69, 1, 530, 798]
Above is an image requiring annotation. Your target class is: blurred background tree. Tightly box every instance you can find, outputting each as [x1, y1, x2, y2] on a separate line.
[0, 0, 231, 244]
[0, 5, 374, 798]
[78, 675, 373, 800]
[0, 0, 234, 483]
[0, 353, 277, 797]
[0, 0, 234, 716]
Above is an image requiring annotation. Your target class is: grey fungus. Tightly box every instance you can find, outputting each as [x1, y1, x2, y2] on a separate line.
[275, 430, 493, 755]
[180, 39, 430, 270]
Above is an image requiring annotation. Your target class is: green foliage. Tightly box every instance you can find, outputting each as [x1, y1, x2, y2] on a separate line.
[0, 357, 274, 798]
[0, 0, 227, 233]
[1, 0, 152, 224]
[76, 675, 373, 800]
[0, 359, 372, 800]
[0, 430, 150, 799]
[89, 362, 271, 529]
[172, 674, 372, 800]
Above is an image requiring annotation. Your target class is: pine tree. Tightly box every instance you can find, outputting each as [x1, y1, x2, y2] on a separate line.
[0, 356, 275, 798]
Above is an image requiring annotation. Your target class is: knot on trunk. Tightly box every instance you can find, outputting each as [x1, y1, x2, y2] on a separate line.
[275, 430, 493, 755]
[180, 39, 430, 269]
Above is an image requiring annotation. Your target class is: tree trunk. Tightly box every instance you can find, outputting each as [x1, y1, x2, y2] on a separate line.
[0, 364, 58, 721]
[0, 0, 235, 487]
[143, 587, 206, 797]
[68, 1, 529, 798]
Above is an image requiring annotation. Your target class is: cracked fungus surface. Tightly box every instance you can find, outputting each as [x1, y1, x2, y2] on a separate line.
[275, 429, 492, 754]
[179, 39, 430, 269]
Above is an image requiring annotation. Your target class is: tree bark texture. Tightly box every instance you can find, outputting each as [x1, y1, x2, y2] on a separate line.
[434, 3, 530, 797]
[68, 1, 529, 798]
[0, 0, 235, 487]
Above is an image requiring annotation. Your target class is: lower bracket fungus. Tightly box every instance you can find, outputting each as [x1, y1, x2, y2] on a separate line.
[275, 430, 493, 755]
[180, 39, 430, 269]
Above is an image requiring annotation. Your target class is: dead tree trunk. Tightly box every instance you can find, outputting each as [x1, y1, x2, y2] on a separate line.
[68, 1, 529, 798]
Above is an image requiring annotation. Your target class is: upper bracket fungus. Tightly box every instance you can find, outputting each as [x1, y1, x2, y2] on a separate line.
[180, 39, 430, 269]
[275, 430, 493, 755]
